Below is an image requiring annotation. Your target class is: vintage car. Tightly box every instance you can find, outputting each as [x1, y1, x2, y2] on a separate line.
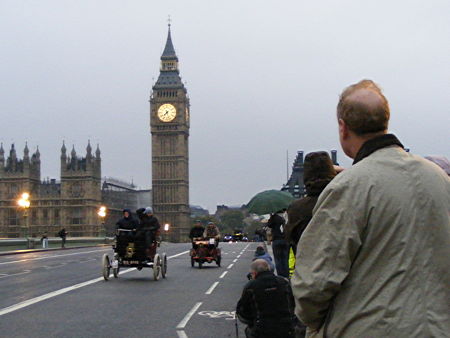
[102, 229, 167, 281]
[190, 237, 221, 268]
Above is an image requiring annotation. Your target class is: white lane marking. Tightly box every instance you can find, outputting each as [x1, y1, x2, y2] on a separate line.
[0, 248, 110, 266]
[0, 270, 31, 279]
[205, 282, 219, 295]
[219, 271, 228, 279]
[233, 259, 238, 263]
[237, 255, 241, 258]
[176, 302, 202, 329]
[177, 330, 188, 338]
[0, 250, 189, 316]
[227, 263, 234, 269]
[169, 250, 189, 259]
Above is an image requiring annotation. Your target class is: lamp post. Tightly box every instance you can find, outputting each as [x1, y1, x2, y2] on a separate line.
[17, 192, 31, 247]
[97, 206, 107, 237]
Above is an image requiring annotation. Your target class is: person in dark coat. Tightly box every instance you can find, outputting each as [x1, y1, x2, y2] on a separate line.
[189, 220, 205, 240]
[237, 259, 296, 338]
[189, 220, 205, 249]
[268, 210, 289, 277]
[136, 207, 160, 257]
[285, 152, 337, 256]
[58, 228, 67, 248]
[115, 208, 138, 240]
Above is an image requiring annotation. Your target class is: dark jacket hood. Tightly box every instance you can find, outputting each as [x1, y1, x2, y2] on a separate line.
[303, 151, 337, 196]
[122, 208, 132, 218]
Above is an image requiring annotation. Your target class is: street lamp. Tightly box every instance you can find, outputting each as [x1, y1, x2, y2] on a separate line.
[97, 206, 107, 237]
[17, 192, 31, 247]
[163, 223, 170, 242]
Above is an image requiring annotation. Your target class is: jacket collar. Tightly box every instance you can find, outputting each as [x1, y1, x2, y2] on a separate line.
[353, 134, 404, 165]
[255, 270, 274, 279]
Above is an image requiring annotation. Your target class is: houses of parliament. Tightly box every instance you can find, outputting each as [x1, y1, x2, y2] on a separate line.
[0, 142, 151, 238]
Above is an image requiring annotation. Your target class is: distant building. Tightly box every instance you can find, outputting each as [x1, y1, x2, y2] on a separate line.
[190, 205, 209, 219]
[281, 150, 339, 198]
[0, 142, 150, 238]
[214, 205, 247, 221]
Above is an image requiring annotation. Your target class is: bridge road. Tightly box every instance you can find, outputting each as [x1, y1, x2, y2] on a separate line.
[0, 242, 257, 337]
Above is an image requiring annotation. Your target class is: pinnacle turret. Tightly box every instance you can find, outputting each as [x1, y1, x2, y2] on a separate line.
[95, 144, 101, 158]
[71, 145, 76, 158]
[61, 141, 67, 159]
[24, 142, 29, 158]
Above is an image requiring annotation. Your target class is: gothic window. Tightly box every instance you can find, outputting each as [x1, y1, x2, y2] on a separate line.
[8, 184, 19, 198]
[43, 209, 48, 219]
[71, 207, 83, 225]
[7, 209, 18, 226]
[70, 183, 83, 197]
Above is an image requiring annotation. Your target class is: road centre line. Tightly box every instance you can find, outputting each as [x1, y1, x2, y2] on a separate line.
[0, 248, 110, 266]
[0, 250, 189, 317]
[233, 259, 238, 263]
[227, 263, 234, 269]
[219, 271, 228, 279]
[205, 282, 219, 295]
[237, 255, 241, 258]
[176, 302, 202, 329]
[177, 330, 188, 338]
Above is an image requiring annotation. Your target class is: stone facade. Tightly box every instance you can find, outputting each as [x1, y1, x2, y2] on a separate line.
[0, 142, 102, 238]
[0, 143, 151, 238]
[150, 25, 190, 242]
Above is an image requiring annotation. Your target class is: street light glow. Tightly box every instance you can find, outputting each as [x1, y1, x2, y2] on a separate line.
[17, 192, 31, 209]
[164, 223, 170, 231]
[98, 206, 107, 218]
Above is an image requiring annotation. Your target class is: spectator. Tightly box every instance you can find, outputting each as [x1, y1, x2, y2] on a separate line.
[58, 228, 67, 248]
[40, 232, 48, 249]
[285, 152, 337, 256]
[253, 246, 274, 271]
[236, 259, 296, 338]
[292, 79, 450, 337]
[267, 210, 289, 277]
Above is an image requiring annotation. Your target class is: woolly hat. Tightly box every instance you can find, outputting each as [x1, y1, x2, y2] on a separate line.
[143, 207, 153, 214]
[255, 246, 266, 256]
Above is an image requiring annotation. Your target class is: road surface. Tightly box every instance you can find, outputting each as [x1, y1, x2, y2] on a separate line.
[0, 242, 257, 337]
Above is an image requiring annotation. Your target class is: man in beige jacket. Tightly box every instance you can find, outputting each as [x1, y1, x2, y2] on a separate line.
[292, 79, 450, 337]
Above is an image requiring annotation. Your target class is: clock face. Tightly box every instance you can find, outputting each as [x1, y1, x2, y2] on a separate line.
[157, 104, 177, 122]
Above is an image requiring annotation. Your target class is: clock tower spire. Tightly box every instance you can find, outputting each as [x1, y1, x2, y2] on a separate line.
[150, 23, 190, 242]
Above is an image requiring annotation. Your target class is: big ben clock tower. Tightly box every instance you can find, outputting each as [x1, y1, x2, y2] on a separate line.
[150, 24, 190, 242]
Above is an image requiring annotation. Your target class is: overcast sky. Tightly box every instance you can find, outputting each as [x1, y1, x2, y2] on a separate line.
[1, 0, 449, 212]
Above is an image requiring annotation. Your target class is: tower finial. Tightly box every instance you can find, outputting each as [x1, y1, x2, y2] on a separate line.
[168, 15, 172, 29]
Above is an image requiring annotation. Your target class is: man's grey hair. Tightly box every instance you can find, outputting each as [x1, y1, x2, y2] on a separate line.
[250, 259, 270, 273]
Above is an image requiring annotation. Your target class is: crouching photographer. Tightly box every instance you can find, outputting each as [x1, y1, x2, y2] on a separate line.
[237, 259, 296, 338]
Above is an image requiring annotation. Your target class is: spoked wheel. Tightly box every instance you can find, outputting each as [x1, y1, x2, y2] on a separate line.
[191, 257, 195, 267]
[161, 253, 167, 279]
[153, 253, 161, 281]
[102, 254, 111, 281]
[216, 255, 221, 267]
